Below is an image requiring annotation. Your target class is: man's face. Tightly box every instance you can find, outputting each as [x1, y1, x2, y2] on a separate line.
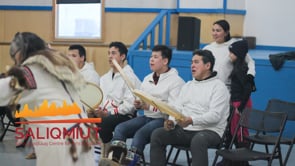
[108, 46, 125, 68]
[68, 49, 84, 69]
[149, 51, 168, 73]
[191, 54, 210, 80]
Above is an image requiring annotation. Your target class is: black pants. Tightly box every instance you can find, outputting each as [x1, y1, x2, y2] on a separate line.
[97, 114, 132, 143]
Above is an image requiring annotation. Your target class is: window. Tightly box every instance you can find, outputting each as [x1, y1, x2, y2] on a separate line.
[53, 0, 103, 42]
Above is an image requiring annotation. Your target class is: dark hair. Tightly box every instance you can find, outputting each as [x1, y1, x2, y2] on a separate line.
[10, 32, 47, 64]
[192, 49, 215, 71]
[213, 20, 231, 42]
[109, 41, 128, 61]
[230, 57, 248, 80]
[152, 45, 172, 65]
[68, 44, 86, 61]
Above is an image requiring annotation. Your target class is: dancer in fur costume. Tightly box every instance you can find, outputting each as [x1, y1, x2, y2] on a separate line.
[0, 32, 95, 166]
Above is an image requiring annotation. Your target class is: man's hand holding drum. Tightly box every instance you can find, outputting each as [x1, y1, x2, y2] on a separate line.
[94, 107, 108, 117]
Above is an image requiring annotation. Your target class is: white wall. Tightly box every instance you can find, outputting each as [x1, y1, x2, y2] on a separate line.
[179, 0, 222, 9]
[227, 0, 245, 10]
[0, 0, 51, 6]
[244, 0, 295, 47]
[105, 0, 177, 9]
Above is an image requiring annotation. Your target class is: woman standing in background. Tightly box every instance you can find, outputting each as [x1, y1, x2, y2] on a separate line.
[219, 40, 254, 166]
[203, 19, 256, 90]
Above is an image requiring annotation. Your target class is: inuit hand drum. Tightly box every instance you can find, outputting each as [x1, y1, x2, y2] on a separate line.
[79, 82, 103, 112]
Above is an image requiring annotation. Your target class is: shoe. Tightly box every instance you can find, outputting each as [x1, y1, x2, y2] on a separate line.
[25, 152, 36, 159]
[109, 140, 127, 162]
[123, 151, 140, 166]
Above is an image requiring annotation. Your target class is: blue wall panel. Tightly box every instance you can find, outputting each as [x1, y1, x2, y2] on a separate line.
[251, 59, 295, 110]
[128, 51, 151, 81]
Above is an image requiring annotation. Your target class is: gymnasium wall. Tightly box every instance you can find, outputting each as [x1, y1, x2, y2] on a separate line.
[0, 10, 168, 75]
[0, 0, 247, 75]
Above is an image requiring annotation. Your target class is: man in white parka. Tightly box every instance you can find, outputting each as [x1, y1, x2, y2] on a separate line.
[68, 44, 100, 86]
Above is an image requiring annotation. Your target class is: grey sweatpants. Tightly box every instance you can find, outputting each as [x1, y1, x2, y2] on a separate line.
[150, 125, 221, 166]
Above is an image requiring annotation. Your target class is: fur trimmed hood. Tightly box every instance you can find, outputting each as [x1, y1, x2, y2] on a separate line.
[22, 53, 85, 90]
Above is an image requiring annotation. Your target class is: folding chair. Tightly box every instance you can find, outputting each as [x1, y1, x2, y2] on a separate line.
[246, 99, 295, 166]
[212, 108, 288, 166]
[166, 145, 190, 166]
[166, 106, 234, 166]
[0, 105, 21, 141]
[0, 107, 6, 133]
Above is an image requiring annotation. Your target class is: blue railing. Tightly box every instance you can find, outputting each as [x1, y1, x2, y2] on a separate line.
[129, 10, 171, 51]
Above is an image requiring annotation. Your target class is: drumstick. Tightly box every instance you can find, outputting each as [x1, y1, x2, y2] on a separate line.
[132, 89, 185, 120]
[111, 59, 140, 101]
[132, 89, 158, 108]
[112, 59, 135, 91]
[151, 100, 185, 121]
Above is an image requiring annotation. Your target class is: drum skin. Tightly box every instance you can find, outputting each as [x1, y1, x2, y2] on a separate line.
[79, 82, 103, 112]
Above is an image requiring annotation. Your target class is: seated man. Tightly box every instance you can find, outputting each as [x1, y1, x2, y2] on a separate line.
[95, 42, 141, 159]
[150, 50, 230, 166]
[107, 45, 185, 164]
[68, 44, 100, 85]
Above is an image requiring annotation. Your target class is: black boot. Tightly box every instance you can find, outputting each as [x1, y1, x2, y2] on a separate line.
[109, 140, 127, 163]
